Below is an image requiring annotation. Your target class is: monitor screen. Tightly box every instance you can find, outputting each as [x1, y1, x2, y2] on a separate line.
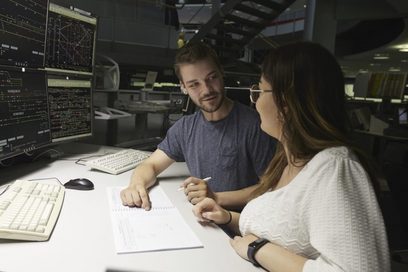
[0, 66, 51, 160]
[367, 72, 407, 99]
[47, 76, 93, 142]
[45, 3, 97, 75]
[0, 0, 49, 68]
[398, 107, 408, 126]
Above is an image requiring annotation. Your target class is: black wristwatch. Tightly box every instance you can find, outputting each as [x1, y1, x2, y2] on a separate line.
[247, 238, 269, 267]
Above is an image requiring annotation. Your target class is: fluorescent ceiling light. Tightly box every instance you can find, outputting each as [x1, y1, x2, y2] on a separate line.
[373, 53, 389, 60]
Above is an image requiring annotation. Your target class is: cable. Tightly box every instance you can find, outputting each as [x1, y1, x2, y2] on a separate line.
[0, 184, 10, 197]
[0, 157, 15, 167]
[74, 153, 114, 166]
[28, 177, 64, 186]
[32, 148, 64, 161]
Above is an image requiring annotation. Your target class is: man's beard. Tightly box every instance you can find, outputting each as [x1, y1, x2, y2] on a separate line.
[196, 92, 225, 113]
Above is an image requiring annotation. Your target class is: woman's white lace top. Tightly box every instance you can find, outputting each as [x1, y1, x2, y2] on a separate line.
[240, 146, 390, 271]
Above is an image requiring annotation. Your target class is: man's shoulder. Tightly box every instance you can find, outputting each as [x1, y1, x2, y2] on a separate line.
[234, 102, 258, 117]
[171, 111, 201, 127]
[233, 102, 260, 124]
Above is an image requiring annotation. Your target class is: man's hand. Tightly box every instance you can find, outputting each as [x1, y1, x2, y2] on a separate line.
[181, 177, 216, 204]
[120, 184, 151, 210]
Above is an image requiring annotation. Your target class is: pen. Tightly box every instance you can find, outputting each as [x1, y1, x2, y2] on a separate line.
[178, 177, 212, 191]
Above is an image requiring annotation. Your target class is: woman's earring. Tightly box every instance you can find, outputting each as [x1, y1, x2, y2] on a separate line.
[181, 87, 187, 94]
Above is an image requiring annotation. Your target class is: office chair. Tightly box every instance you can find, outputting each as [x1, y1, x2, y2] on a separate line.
[379, 141, 408, 269]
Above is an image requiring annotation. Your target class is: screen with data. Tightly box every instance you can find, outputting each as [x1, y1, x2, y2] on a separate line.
[47, 77, 92, 142]
[45, 3, 97, 75]
[0, 67, 51, 160]
[0, 0, 48, 68]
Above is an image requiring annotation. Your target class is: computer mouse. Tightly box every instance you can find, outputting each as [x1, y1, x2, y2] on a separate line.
[64, 178, 94, 190]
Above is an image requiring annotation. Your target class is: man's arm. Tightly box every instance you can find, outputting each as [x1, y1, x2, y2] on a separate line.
[214, 184, 260, 210]
[120, 149, 174, 210]
[182, 180, 259, 209]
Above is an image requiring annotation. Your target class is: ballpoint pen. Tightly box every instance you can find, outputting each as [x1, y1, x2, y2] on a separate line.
[178, 177, 212, 191]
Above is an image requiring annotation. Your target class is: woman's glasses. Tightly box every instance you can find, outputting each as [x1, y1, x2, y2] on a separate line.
[249, 84, 273, 104]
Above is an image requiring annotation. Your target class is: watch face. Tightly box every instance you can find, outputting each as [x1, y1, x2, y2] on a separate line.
[255, 238, 265, 244]
[251, 238, 267, 247]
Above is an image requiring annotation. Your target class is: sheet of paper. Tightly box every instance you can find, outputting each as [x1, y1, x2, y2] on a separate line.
[107, 186, 203, 253]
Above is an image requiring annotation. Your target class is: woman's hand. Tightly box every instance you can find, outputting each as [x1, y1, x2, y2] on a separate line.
[230, 234, 259, 261]
[181, 177, 216, 205]
[192, 198, 230, 224]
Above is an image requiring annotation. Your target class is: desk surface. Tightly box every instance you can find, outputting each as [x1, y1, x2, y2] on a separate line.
[0, 143, 260, 272]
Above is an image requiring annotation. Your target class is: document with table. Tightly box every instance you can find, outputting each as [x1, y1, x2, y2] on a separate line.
[107, 186, 203, 253]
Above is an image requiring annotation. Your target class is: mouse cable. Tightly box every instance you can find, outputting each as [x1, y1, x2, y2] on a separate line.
[28, 177, 64, 186]
[0, 177, 63, 197]
[74, 152, 115, 166]
[0, 184, 10, 197]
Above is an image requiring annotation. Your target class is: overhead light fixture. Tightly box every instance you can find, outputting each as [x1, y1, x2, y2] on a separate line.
[394, 43, 408, 52]
[373, 53, 389, 60]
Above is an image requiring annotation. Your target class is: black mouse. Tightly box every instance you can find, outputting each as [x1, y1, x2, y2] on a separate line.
[64, 178, 94, 190]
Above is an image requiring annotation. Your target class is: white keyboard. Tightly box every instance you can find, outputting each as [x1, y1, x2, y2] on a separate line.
[86, 149, 151, 175]
[0, 180, 65, 241]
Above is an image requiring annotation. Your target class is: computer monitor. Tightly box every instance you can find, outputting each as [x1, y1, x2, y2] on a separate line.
[398, 107, 408, 126]
[0, 0, 49, 68]
[45, 3, 97, 75]
[0, 66, 51, 161]
[47, 75, 93, 142]
[367, 72, 407, 99]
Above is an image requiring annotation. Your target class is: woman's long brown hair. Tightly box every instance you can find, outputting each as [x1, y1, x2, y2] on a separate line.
[254, 42, 379, 196]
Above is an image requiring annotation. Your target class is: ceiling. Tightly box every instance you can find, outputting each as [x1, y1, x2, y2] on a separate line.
[177, 0, 408, 77]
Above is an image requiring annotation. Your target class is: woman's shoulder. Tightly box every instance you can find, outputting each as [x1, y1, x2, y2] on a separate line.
[311, 146, 359, 165]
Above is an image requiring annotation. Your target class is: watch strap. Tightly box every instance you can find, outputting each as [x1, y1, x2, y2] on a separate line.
[247, 238, 269, 267]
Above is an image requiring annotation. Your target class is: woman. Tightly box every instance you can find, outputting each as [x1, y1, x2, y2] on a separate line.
[193, 42, 390, 271]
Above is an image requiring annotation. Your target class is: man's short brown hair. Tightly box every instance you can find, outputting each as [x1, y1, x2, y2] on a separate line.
[174, 42, 223, 81]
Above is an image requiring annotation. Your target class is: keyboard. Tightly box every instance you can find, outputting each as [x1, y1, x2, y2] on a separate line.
[86, 149, 151, 175]
[0, 180, 65, 241]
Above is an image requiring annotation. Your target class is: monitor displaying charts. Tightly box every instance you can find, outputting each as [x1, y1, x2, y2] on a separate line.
[45, 3, 97, 75]
[0, 0, 49, 68]
[0, 66, 51, 160]
[47, 76, 93, 142]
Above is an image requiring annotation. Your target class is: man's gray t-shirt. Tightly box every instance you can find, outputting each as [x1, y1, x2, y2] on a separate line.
[158, 102, 276, 192]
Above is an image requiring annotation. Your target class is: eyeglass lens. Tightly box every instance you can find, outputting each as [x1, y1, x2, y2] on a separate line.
[250, 84, 260, 103]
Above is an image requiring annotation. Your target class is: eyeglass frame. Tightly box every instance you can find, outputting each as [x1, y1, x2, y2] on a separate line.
[249, 84, 274, 104]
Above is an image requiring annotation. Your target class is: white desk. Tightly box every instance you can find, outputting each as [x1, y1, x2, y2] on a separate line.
[0, 144, 260, 272]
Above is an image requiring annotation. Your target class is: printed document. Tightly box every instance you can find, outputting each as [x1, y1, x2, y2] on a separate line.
[107, 186, 203, 253]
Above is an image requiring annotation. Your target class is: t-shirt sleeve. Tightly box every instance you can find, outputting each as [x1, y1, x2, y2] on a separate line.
[302, 156, 389, 272]
[157, 118, 185, 162]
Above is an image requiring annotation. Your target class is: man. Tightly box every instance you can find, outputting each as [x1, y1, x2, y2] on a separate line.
[120, 42, 275, 211]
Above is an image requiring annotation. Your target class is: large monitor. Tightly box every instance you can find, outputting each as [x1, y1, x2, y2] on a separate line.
[45, 3, 97, 75]
[0, 0, 49, 68]
[0, 66, 51, 160]
[47, 76, 93, 142]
